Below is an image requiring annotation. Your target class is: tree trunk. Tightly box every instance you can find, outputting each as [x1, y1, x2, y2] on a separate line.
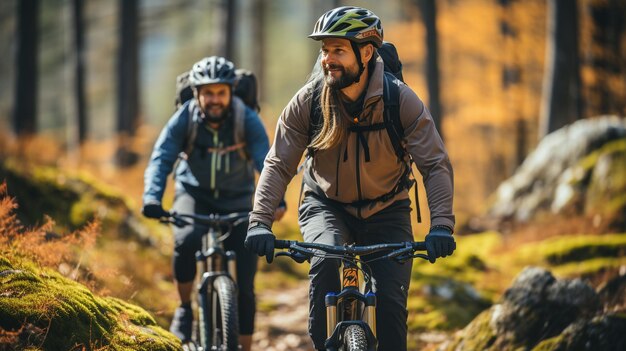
[539, 0, 582, 137]
[499, 0, 528, 167]
[116, 0, 139, 167]
[581, 0, 626, 118]
[72, 0, 87, 144]
[13, 0, 39, 137]
[417, 0, 443, 139]
[213, 0, 236, 60]
[251, 0, 265, 99]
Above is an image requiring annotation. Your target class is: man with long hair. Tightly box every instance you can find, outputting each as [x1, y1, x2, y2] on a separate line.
[246, 7, 455, 350]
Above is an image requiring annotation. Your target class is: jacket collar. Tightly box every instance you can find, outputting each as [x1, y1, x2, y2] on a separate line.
[363, 55, 385, 106]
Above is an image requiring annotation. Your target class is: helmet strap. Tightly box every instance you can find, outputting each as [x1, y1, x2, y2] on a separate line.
[350, 41, 365, 84]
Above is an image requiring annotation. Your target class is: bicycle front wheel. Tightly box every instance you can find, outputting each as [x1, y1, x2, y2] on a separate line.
[343, 325, 368, 351]
[207, 275, 239, 350]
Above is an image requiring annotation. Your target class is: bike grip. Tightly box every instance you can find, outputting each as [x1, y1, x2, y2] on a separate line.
[412, 241, 427, 251]
[274, 240, 292, 249]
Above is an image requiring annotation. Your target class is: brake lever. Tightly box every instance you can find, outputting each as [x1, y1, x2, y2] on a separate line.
[275, 251, 310, 264]
[394, 252, 430, 264]
[384, 247, 413, 260]
[172, 217, 191, 228]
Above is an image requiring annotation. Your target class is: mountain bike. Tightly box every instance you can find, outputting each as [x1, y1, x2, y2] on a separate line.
[163, 211, 249, 351]
[273, 239, 429, 351]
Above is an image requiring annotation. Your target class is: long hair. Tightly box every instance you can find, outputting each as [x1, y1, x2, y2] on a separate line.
[306, 48, 377, 151]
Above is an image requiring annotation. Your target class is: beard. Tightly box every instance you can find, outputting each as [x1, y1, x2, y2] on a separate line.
[323, 63, 359, 90]
[202, 103, 230, 123]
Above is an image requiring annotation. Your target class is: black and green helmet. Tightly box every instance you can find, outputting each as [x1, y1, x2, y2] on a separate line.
[309, 6, 383, 48]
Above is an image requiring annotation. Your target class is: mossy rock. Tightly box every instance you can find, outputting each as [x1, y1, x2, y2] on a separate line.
[532, 314, 626, 351]
[0, 254, 180, 350]
[442, 310, 498, 350]
[584, 140, 626, 228]
[442, 267, 626, 351]
[0, 158, 155, 245]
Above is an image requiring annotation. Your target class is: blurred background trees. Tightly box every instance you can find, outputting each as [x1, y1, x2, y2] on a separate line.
[2, 3, 625, 348]
[12, 0, 38, 137]
[1, 0, 625, 226]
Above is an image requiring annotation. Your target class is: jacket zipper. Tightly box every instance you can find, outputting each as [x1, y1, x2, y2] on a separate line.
[210, 129, 219, 193]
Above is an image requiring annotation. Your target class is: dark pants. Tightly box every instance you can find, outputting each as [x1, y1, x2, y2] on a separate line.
[172, 192, 257, 335]
[298, 194, 414, 351]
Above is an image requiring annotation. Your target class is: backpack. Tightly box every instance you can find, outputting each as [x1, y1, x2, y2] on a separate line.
[175, 68, 260, 112]
[306, 41, 422, 222]
[175, 68, 261, 161]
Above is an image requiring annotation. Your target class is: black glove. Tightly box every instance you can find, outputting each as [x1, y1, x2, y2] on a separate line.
[425, 226, 456, 263]
[245, 222, 275, 263]
[142, 203, 169, 219]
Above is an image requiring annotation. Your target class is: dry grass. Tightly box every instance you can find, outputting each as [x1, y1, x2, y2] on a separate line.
[0, 182, 103, 289]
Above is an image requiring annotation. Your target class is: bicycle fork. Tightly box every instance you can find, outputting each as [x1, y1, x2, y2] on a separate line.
[195, 228, 238, 348]
[324, 260, 377, 350]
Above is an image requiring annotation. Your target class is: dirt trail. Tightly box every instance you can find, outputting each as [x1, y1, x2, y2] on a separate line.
[252, 280, 315, 351]
[250, 279, 451, 351]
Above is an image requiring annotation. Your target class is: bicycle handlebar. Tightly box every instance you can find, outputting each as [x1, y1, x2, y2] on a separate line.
[274, 240, 429, 263]
[160, 211, 250, 228]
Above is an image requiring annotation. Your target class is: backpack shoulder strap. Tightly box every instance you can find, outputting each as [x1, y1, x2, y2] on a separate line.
[232, 96, 250, 160]
[383, 71, 405, 160]
[383, 72, 422, 223]
[308, 79, 324, 146]
[182, 101, 198, 159]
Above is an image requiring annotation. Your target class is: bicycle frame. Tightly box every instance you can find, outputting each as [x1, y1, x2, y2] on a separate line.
[166, 212, 248, 351]
[274, 240, 428, 351]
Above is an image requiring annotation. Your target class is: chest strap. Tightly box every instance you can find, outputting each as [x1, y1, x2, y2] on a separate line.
[347, 122, 385, 162]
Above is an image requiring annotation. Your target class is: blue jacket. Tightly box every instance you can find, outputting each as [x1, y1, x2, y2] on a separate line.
[143, 98, 270, 212]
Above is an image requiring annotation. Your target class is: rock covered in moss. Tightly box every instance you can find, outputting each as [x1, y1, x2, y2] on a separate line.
[0, 255, 180, 350]
[487, 116, 626, 230]
[442, 266, 626, 351]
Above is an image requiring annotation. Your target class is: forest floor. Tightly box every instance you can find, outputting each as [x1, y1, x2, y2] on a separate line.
[252, 280, 314, 351]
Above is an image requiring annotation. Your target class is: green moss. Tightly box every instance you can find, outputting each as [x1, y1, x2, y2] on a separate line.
[552, 256, 626, 277]
[521, 234, 626, 265]
[0, 254, 180, 350]
[576, 139, 626, 173]
[405, 232, 501, 331]
[443, 310, 497, 351]
[415, 231, 502, 284]
[531, 334, 564, 351]
[607, 192, 626, 214]
[578, 140, 626, 222]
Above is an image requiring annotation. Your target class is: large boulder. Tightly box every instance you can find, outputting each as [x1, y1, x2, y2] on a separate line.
[441, 267, 626, 351]
[487, 116, 626, 231]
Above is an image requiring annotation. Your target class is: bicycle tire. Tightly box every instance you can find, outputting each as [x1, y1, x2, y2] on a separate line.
[208, 275, 239, 351]
[343, 325, 368, 351]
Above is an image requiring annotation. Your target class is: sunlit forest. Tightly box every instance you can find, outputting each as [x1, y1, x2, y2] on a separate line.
[1, 0, 625, 350]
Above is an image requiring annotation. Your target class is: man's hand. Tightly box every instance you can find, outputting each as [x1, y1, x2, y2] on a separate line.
[245, 222, 275, 263]
[425, 226, 456, 264]
[142, 203, 169, 219]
